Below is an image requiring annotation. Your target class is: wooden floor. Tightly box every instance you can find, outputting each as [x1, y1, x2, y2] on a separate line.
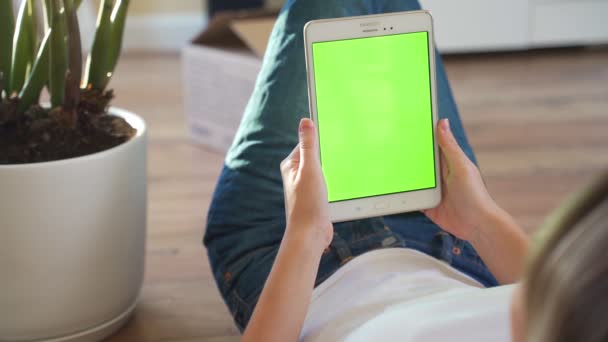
[106, 47, 608, 341]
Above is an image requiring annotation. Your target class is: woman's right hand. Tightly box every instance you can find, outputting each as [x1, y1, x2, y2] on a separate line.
[280, 118, 334, 252]
[422, 118, 500, 242]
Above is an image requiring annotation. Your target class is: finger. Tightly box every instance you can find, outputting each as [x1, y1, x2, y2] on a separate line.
[437, 118, 468, 171]
[298, 118, 319, 167]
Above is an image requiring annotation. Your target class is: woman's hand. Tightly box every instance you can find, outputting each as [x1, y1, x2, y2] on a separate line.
[244, 119, 334, 342]
[423, 118, 499, 242]
[423, 118, 529, 283]
[280, 118, 333, 252]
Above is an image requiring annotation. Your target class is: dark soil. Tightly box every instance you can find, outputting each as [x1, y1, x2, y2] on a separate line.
[0, 89, 136, 164]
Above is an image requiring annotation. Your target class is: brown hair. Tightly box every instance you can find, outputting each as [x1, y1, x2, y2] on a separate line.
[525, 170, 608, 342]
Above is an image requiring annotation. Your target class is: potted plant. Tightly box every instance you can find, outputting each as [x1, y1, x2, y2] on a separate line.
[0, 0, 146, 341]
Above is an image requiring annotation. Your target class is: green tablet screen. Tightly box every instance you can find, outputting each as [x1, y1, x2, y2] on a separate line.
[312, 31, 436, 203]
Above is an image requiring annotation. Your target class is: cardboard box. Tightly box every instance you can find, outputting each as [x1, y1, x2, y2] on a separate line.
[182, 10, 277, 152]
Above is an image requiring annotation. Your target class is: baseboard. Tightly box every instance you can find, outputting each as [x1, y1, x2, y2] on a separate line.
[122, 14, 207, 52]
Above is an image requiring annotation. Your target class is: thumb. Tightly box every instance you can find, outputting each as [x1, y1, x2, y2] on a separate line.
[298, 118, 319, 166]
[437, 118, 468, 170]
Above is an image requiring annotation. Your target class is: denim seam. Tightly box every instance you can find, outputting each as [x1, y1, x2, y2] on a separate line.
[228, 289, 252, 331]
[347, 230, 392, 245]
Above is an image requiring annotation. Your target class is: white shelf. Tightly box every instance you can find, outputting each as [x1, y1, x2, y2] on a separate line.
[420, 0, 608, 53]
[532, 1, 608, 47]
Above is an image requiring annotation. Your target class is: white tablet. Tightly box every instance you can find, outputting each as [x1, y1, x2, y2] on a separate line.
[304, 10, 441, 222]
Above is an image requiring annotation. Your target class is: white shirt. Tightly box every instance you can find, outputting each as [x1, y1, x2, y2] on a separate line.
[301, 248, 515, 342]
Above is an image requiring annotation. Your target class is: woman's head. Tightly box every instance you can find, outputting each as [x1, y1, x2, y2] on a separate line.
[512, 170, 608, 342]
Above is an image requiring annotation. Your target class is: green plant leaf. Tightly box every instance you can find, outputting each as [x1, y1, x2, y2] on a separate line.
[0, 0, 15, 97]
[62, 0, 82, 111]
[9, 0, 37, 94]
[49, 0, 68, 108]
[18, 30, 51, 112]
[42, 0, 51, 30]
[0, 72, 4, 100]
[41, 0, 82, 44]
[84, 0, 130, 91]
[107, 0, 129, 77]
[83, 0, 112, 90]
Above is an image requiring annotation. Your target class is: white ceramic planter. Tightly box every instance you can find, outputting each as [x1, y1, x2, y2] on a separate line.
[0, 108, 147, 342]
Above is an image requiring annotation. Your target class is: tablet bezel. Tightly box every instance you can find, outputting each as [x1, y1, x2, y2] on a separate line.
[304, 10, 441, 222]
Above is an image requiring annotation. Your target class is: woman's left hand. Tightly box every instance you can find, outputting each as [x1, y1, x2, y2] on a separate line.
[280, 118, 334, 252]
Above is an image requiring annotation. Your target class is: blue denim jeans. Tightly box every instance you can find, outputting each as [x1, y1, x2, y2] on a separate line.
[204, 0, 499, 331]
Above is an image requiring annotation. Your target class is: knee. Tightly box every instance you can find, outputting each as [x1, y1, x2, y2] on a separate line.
[277, 1, 427, 38]
[280, 0, 296, 12]
[279, 0, 366, 22]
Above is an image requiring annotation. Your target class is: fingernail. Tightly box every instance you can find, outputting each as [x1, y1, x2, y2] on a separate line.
[441, 119, 450, 132]
[300, 118, 313, 132]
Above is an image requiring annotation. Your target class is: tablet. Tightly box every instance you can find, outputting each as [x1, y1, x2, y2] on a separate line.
[304, 10, 441, 222]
